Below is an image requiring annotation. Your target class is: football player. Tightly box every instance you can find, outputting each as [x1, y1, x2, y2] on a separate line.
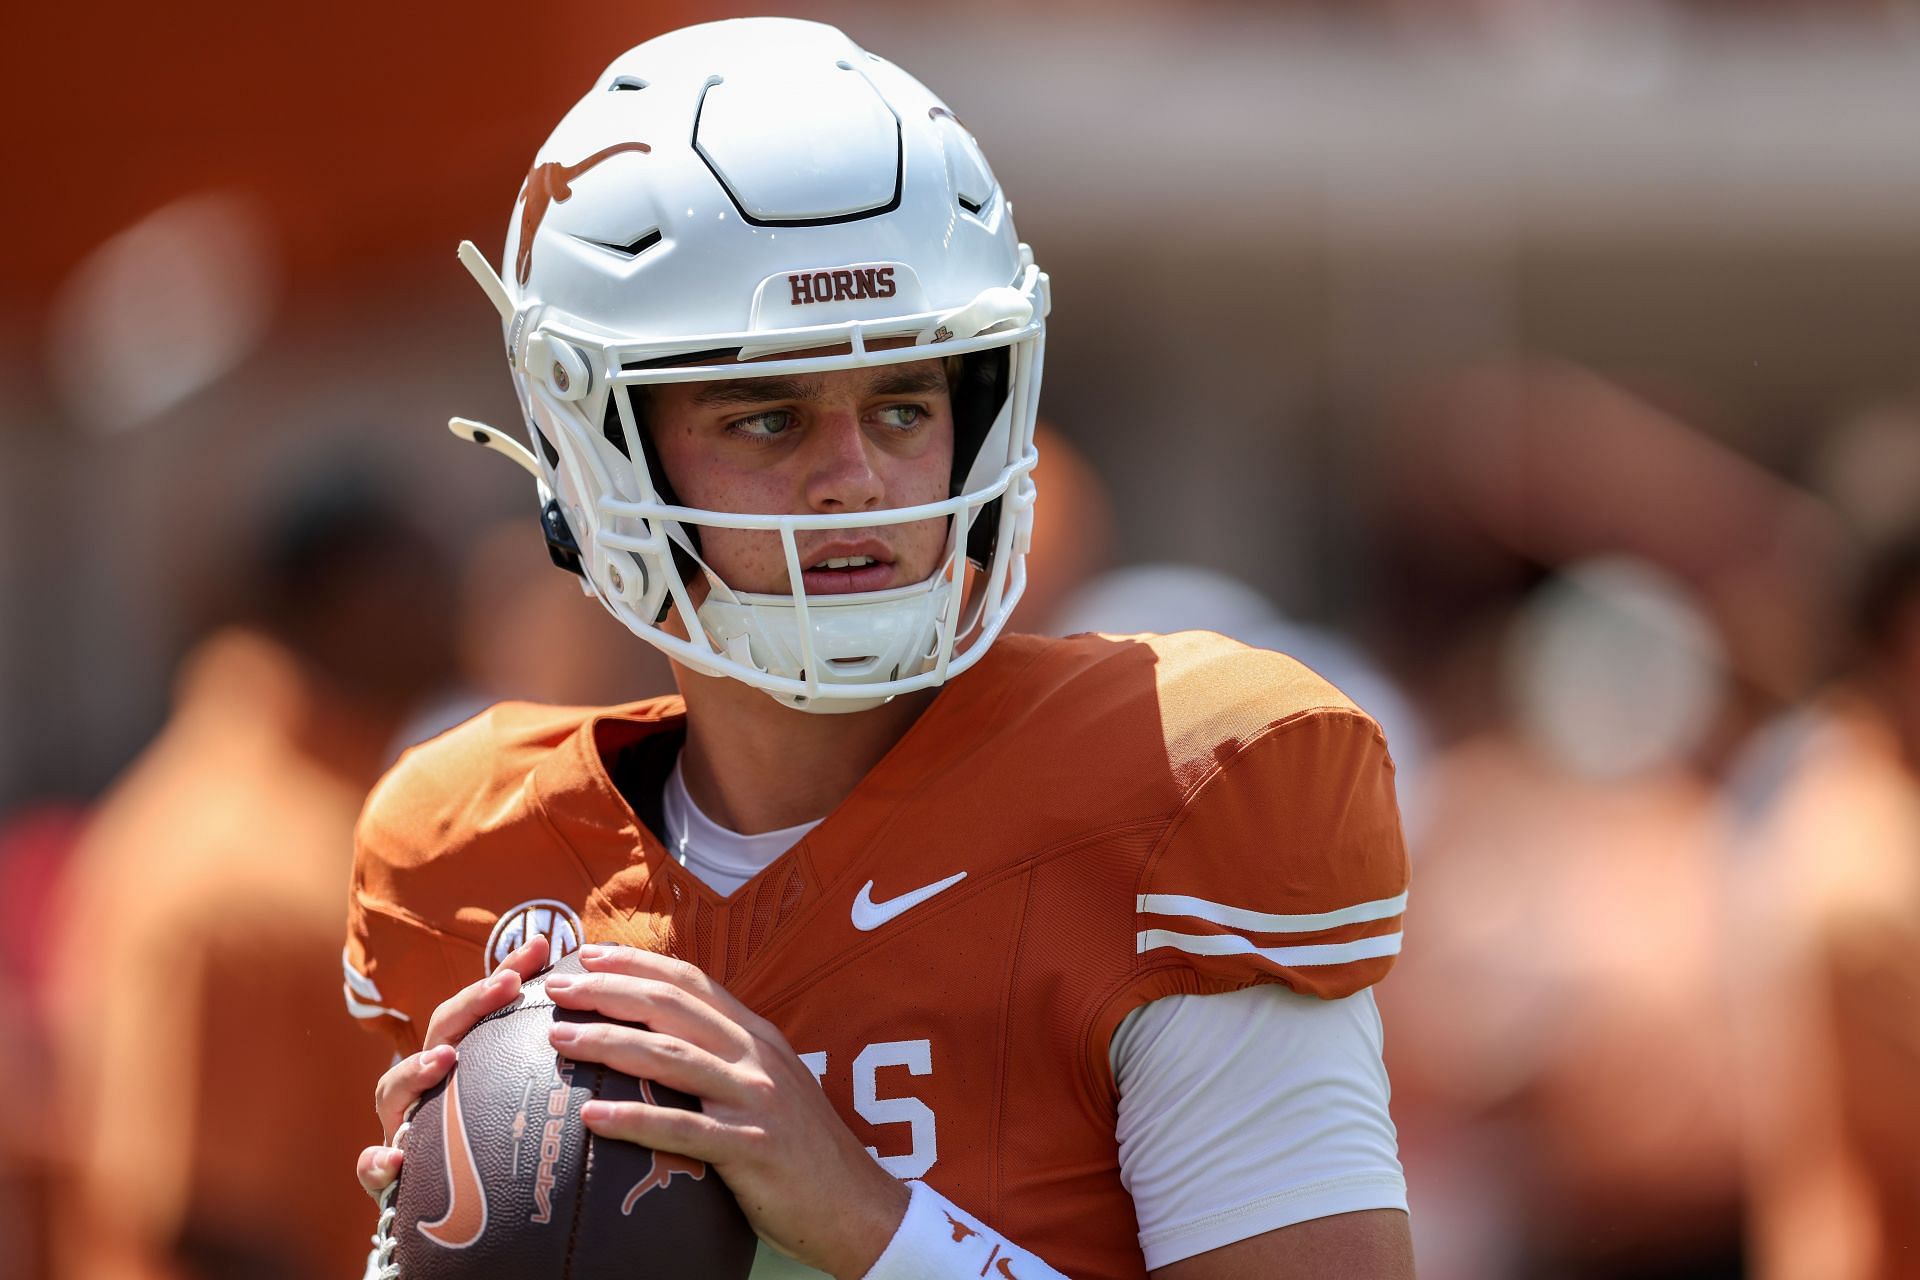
[346, 18, 1413, 1278]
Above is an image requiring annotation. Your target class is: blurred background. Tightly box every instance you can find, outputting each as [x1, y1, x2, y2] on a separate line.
[5, 1, 1920, 1277]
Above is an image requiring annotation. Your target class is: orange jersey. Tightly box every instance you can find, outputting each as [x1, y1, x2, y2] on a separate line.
[345, 631, 1409, 1277]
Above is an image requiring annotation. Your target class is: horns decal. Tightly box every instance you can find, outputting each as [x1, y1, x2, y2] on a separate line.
[516, 142, 653, 287]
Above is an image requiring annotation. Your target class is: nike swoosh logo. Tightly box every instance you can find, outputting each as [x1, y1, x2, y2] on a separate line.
[851, 871, 968, 932]
[417, 1068, 489, 1249]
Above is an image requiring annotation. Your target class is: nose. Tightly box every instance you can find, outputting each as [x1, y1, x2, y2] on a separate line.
[802, 409, 885, 513]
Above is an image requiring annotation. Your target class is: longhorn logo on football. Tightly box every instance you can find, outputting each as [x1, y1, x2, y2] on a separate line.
[621, 1079, 708, 1211]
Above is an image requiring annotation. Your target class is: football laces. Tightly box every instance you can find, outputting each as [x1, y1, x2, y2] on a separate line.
[370, 1179, 401, 1280]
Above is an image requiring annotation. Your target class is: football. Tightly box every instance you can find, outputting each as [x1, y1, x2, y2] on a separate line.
[377, 953, 757, 1278]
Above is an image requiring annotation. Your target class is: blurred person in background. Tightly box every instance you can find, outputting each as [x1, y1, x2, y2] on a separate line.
[1366, 361, 1845, 755]
[0, 806, 90, 1280]
[1378, 558, 1746, 1280]
[454, 516, 676, 710]
[1003, 424, 1115, 635]
[49, 466, 458, 1280]
[1734, 528, 1920, 1280]
[384, 515, 683, 752]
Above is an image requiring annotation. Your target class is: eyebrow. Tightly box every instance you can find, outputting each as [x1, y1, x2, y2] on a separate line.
[689, 365, 949, 408]
[868, 366, 950, 398]
[691, 376, 817, 408]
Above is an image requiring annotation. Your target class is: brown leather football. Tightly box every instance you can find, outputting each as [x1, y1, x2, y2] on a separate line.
[375, 953, 757, 1278]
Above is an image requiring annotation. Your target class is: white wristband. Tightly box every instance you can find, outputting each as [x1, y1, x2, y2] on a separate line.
[861, 1181, 1070, 1280]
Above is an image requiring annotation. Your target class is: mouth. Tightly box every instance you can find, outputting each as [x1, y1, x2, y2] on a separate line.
[799, 540, 897, 595]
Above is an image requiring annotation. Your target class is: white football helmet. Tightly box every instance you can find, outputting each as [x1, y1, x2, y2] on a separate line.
[452, 17, 1048, 712]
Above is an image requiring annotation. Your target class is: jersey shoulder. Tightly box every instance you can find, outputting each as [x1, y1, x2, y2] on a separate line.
[356, 696, 682, 883]
[345, 698, 680, 1045]
[982, 629, 1380, 792]
[359, 701, 597, 870]
[977, 633, 1407, 1003]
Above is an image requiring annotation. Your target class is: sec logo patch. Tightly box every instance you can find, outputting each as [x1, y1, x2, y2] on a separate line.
[485, 899, 584, 975]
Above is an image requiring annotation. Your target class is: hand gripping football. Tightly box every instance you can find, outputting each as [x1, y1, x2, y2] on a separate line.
[373, 953, 756, 1278]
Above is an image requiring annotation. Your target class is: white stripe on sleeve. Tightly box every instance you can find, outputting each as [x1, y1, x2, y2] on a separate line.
[341, 948, 410, 1022]
[1136, 928, 1403, 967]
[1136, 890, 1407, 933]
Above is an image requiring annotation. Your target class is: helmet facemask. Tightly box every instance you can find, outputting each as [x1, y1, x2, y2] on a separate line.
[531, 293, 1042, 712]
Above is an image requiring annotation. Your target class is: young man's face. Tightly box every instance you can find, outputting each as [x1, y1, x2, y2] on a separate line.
[646, 356, 957, 597]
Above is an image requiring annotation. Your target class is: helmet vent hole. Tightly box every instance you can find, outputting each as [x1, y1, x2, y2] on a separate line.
[609, 76, 648, 91]
[828, 656, 878, 669]
[958, 194, 984, 216]
[576, 228, 662, 262]
[835, 59, 853, 70]
[619, 228, 663, 256]
[600, 396, 632, 460]
[533, 426, 560, 469]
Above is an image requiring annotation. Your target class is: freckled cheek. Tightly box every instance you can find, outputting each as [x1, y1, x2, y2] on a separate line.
[701, 530, 789, 589]
[702, 521, 790, 584]
[883, 444, 952, 506]
[666, 466, 794, 587]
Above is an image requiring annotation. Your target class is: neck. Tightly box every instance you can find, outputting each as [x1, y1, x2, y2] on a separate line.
[673, 664, 936, 834]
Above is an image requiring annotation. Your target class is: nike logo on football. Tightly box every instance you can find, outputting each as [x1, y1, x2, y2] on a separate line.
[417, 1069, 488, 1249]
[851, 872, 967, 931]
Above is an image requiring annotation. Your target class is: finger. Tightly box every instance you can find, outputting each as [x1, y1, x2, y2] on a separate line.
[575, 945, 753, 1021]
[574, 944, 786, 1044]
[579, 1096, 733, 1165]
[543, 971, 749, 1059]
[547, 1022, 738, 1101]
[357, 1144, 405, 1198]
[374, 1044, 456, 1140]
[493, 932, 550, 979]
[421, 965, 524, 1049]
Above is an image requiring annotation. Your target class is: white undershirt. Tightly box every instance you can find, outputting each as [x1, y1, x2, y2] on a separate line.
[662, 756, 822, 896]
[661, 757, 1406, 1272]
